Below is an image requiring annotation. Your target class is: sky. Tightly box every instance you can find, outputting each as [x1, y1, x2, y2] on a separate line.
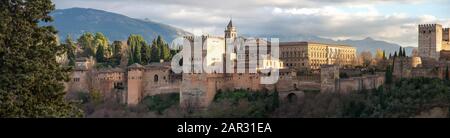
[52, 0, 450, 47]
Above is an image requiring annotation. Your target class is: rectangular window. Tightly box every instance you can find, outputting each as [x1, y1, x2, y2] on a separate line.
[73, 78, 80, 82]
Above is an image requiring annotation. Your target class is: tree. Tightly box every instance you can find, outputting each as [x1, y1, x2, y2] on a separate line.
[382, 50, 386, 60]
[141, 44, 152, 64]
[96, 44, 105, 63]
[112, 41, 123, 66]
[78, 32, 95, 57]
[385, 65, 393, 85]
[78, 32, 110, 59]
[157, 36, 164, 61]
[161, 43, 172, 61]
[156, 36, 163, 48]
[134, 44, 142, 64]
[155, 35, 172, 61]
[127, 35, 147, 64]
[65, 35, 77, 66]
[127, 50, 134, 66]
[359, 51, 373, 67]
[375, 49, 384, 60]
[94, 32, 110, 58]
[151, 39, 161, 62]
[0, 0, 83, 117]
[398, 47, 403, 57]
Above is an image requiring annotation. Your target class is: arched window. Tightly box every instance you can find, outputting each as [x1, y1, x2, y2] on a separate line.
[287, 93, 297, 103]
[154, 75, 159, 82]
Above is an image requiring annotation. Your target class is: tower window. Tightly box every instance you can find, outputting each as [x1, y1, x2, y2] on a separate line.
[154, 75, 159, 82]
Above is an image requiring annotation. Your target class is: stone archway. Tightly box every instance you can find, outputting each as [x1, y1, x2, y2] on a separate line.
[279, 91, 304, 104]
[286, 93, 297, 103]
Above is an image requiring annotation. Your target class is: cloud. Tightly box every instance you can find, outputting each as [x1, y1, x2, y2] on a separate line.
[52, 0, 449, 47]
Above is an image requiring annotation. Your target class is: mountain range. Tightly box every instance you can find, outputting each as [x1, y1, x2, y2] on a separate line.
[246, 34, 415, 56]
[44, 8, 191, 43]
[46, 7, 415, 55]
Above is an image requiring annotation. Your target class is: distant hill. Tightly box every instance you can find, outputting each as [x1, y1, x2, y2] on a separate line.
[245, 34, 416, 56]
[43, 8, 191, 43]
[45, 8, 415, 55]
[336, 37, 415, 56]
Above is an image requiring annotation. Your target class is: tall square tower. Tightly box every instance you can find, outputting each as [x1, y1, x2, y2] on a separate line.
[418, 24, 443, 60]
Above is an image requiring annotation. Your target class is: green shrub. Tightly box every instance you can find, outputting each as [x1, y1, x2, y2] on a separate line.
[142, 93, 179, 114]
[206, 89, 278, 118]
[339, 77, 450, 118]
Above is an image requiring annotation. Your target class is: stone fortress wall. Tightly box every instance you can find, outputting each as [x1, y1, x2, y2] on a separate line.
[396, 23, 450, 80]
[66, 20, 390, 108]
[335, 74, 385, 94]
[66, 61, 384, 108]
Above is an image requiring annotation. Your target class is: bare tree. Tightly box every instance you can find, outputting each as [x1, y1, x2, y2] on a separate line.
[359, 51, 373, 67]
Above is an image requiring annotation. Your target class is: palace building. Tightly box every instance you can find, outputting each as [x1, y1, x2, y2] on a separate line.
[280, 42, 357, 70]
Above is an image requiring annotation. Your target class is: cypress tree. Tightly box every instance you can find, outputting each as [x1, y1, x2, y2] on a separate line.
[134, 44, 142, 64]
[162, 43, 172, 61]
[0, 0, 83, 117]
[127, 50, 134, 66]
[127, 35, 135, 64]
[96, 44, 105, 63]
[152, 35, 172, 61]
[151, 39, 161, 62]
[385, 65, 393, 84]
[127, 35, 146, 64]
[141, 43, 151, 65]
[112, 41, 123, 66]
[65, 35, 77, 66]
[157, 36, 164, 60]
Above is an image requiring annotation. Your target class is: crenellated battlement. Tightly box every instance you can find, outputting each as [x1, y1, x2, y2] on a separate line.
[444, 28, 450, 41]
[444, 28, 450, 32]
[418, 24, 443, 32]
[418, 24, 441, 28]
